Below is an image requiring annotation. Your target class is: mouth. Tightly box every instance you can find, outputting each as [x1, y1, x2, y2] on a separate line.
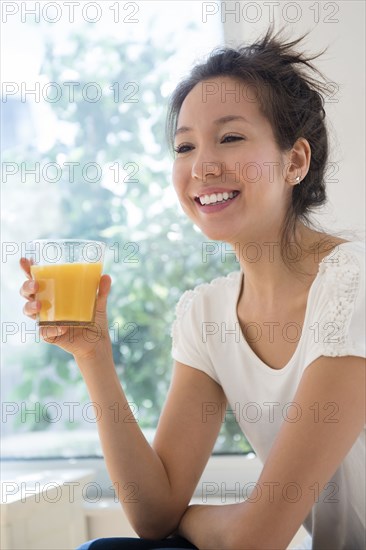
[194, 190, 240, 206]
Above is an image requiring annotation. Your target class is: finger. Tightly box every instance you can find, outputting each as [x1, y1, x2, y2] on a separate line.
[95, 274, 112, 314]
[20, 279, 38, 299]
[23, 300, 40, 318]
[19, 257, 34, 279]
[40, 326, 68, 343]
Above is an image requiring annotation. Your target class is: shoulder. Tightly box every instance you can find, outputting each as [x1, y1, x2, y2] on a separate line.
[318, 239, 365, 273]
[313, 240, 365, 357]
[174, 271, 241, 322]
[171, 272, 241, 379]
[317, 240, 365, 303]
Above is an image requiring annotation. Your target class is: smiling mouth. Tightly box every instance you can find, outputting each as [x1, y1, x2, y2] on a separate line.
[195, 190, 240, 206]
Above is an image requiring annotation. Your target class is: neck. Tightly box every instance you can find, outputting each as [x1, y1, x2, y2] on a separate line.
[231, 224, 328, 311]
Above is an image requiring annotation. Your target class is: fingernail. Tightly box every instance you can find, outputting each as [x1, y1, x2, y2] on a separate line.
[29, 281, 36, 291]
[45, 328, 58, 337]
[30, 301, 38, 310]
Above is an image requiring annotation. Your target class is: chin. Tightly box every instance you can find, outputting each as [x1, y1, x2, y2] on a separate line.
[188, 213, 243, 244]
[201, 229, 237, 245]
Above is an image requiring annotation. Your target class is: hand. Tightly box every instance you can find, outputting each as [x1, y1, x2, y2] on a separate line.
[176, 504, 233, 549]
[19, 257, 113, 361]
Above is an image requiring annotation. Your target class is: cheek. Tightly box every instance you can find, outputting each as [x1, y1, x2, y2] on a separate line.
[172, 161, 186, 196]
[245, 149, 285, 187]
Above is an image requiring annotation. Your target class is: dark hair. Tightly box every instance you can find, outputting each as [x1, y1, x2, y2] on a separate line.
[165, 24, 358, 276]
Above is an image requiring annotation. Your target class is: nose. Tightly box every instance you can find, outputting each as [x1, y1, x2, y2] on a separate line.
[192, 157, 223, 181]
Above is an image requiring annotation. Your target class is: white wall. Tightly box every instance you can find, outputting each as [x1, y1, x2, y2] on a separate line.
[221, 0, 365, 238]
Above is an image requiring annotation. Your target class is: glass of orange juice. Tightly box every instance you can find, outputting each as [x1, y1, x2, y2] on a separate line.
[28, 239, 106, 326]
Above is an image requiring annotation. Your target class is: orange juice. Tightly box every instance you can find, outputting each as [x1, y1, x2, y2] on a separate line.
[30, 262, 103, 325]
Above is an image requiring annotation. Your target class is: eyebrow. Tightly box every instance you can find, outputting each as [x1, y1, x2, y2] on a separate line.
[174, 115, 251, 137]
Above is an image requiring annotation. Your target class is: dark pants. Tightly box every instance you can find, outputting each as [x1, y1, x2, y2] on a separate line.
[76, 536, 198, 549]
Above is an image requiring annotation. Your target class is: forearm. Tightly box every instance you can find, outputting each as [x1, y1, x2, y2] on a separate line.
[76, 349, 179, 538]
[177, 503, 259, 550]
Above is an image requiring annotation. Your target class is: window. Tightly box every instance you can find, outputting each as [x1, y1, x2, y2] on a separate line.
[1, 1, 252, 460]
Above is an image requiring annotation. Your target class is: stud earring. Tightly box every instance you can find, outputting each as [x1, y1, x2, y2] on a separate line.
[295, 176, 301, 184]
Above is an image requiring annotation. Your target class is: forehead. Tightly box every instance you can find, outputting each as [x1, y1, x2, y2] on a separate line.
[177, 76, 264, 125]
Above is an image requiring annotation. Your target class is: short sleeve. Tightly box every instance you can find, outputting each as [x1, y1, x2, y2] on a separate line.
[307, 245, 365, 361]
[171, 287, 221, 384]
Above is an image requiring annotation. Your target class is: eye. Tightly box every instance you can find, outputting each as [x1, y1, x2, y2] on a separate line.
[173, 135, 245, 154]
[173, 143, 193, 154]
[221, 134, 245, 143]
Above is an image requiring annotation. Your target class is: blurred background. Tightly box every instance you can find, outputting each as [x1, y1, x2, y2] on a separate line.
[1, 1, 249, 459]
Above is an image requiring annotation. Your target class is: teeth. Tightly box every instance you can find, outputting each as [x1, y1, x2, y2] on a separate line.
[199, 191, 237, 205]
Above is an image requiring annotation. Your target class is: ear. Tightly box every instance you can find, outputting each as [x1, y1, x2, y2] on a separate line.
[284, 137, 311, 186]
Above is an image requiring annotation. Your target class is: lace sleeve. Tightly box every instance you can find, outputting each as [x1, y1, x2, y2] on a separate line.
[170, 284, 220, 383]
[314, 247, 365, 358]
[171, 289, 196, 352]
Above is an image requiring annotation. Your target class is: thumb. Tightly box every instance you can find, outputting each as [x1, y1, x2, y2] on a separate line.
[95, 274, 112, 314]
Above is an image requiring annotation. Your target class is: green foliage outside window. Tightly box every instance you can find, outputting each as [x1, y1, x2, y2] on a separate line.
[4, 26, 252, 456]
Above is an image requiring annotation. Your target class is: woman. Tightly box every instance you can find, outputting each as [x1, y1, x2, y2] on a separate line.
[20, 25, 365, 550]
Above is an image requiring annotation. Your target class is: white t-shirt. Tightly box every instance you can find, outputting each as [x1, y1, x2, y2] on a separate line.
[171, 240, 366, 549]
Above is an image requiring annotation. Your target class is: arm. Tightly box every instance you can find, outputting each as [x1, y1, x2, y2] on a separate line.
[20, 258, 227, 540]
[176, 355, 366, 549]
[76, 355, 227, 539]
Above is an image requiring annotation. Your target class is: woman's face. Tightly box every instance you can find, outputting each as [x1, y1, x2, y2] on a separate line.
[172, 76, 294, 244]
